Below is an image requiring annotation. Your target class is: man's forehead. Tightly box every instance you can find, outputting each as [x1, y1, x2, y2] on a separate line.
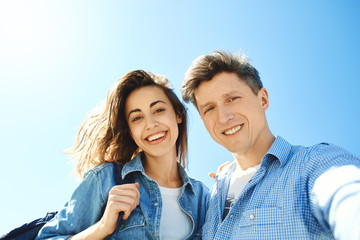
[196, 89, 240, 108]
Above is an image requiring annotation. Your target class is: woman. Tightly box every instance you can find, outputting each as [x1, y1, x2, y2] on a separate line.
[36, 70, 209, 239]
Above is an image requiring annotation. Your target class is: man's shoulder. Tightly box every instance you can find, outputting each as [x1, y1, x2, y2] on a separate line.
[306, 142, 360, 164]
[301, 142, 353, 158]
[272, 137, 350, 168]
[280, 135, 349, 155]
[277, 137, 340, 159]
[285, 140, 360, 175]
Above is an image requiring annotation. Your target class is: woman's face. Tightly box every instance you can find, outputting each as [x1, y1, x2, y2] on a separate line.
[125, 86, 182, 159]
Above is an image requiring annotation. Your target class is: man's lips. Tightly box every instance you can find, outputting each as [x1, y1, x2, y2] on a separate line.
[223, 124, 243, 135]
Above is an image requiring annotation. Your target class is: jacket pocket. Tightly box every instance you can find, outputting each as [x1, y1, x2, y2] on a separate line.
[114, 207, 146, 238]
[238, 207, 283, 227]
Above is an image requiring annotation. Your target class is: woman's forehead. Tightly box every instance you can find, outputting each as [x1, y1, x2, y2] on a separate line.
[125, 86, 169, 109]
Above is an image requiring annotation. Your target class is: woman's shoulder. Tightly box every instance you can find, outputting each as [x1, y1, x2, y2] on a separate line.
[86, 162, 114, 174]
[188, 177, 210, 192]
[83, 162, 122, 183]
[81, 162, 121, 201]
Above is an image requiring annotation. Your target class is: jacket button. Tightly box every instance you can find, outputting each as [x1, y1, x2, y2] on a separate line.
[249, 213, 255, 220]
[154, 202, 159, 206]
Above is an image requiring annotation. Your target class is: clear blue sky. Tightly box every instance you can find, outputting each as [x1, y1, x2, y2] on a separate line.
[1, 0, 359, 234]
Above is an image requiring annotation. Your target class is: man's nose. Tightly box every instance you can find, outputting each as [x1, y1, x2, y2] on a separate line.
[218, 105, 234, 124]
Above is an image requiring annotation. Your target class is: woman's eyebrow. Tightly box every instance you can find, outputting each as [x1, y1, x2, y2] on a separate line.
[128, 108, 141, 119]
[150, 100, 166, 108]
[127, 100, 166, 119]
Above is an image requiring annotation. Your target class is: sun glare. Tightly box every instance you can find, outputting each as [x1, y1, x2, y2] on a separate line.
[0, 1, 50, 59]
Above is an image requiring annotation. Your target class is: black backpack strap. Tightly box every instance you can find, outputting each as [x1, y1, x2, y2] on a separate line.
[0, 211, 57, 240]
[112, 161, 123, 185]
[1, 163, 130, 240]
[112, 162, 134, 185]
[111, 162, 136, 225]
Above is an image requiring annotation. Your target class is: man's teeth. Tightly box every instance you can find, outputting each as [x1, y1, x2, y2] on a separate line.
[147, 132, 166, 141]
[224, 125, 241, 135]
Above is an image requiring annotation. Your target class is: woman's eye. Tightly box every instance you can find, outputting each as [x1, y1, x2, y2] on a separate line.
[131, 116, 142, 122]
[154, 108, 165, 114]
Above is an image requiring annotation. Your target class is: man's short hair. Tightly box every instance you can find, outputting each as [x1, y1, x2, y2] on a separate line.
[181, 50, 263, 109]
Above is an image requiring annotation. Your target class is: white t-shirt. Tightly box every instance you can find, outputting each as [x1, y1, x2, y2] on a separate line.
[159, 186, 192, 240]
[222, 163, 261, 219]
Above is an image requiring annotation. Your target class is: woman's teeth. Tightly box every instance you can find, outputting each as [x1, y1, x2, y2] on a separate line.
[147, 132, 166, 141]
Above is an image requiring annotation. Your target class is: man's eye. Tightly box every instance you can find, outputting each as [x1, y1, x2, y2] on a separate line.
[228, 97, 239, 102]
[204, 106, 215, 115]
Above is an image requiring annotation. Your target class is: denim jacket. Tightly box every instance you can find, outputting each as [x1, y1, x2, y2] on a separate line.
[36, 153, 209, 239]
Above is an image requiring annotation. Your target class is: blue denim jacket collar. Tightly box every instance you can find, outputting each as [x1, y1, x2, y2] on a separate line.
[122, 153, 195, 194]
[36, 152, 208, 240]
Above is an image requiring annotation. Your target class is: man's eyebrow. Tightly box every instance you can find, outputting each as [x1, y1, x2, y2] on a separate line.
[223, 91, 240, 98]
[198, 101, 213, 111]
[150, 100, 166, 108]
[198, 91, 240, 110]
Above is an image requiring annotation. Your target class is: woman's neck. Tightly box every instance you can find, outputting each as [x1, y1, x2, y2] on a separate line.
[142, 152, 183, 188]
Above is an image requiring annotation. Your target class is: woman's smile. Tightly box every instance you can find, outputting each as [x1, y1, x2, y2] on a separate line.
[145, 130, 168, 144]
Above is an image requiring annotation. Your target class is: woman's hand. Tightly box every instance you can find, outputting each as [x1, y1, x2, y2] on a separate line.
[208, 161, 231, 181]
[67, 183, 140, 240]
[98, 182, 141, 236]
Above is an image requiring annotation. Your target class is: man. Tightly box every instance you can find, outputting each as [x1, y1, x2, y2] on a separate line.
[181, 50, 360, 239]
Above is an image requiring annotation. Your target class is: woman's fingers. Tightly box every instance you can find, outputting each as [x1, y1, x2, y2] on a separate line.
[217, 161, 231, 173]
[208, 172, 217, 180]
[98, 183, 141, 235]
[208, 161, 231, 181]
[108, 183, 141, 220]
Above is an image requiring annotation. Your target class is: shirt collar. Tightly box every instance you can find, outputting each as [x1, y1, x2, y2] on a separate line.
[122, 152, 195, 193]
[122, 153, 145, 178]
[265, 136, 292, 166]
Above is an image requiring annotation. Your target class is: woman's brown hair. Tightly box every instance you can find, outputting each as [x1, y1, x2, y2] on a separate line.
[68, 70, 188, 177]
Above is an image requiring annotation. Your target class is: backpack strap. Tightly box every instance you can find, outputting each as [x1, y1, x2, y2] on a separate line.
[112, 161, 123, 185]
[112, 161, 133, 185]
[1, 163, 132, 240]
[111, 161, 136, 225]
[0, 211, 58, 240]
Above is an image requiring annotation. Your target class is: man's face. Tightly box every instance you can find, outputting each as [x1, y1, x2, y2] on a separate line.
[195, 72, 269, 155]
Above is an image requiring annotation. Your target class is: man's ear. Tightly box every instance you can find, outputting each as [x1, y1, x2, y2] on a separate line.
[259, 87, 269, 110]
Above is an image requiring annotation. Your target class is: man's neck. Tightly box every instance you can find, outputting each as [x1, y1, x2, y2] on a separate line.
[233, 132, 275, 170]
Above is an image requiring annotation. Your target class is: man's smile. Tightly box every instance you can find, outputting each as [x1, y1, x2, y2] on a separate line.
[223, 124, 243, 135]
